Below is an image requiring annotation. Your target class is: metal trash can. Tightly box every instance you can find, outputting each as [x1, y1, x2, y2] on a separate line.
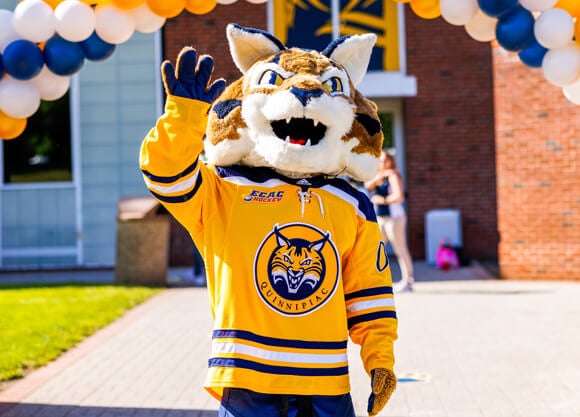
[425, 209, 462, 265]
[115, 197, 170, 286]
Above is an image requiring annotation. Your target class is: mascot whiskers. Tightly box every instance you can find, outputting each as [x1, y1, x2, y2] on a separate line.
[140, 23, 398, 417]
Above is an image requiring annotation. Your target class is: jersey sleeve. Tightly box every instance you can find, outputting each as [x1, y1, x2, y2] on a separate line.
[342, 215, 398, 375]
[139, 95, 220, 235]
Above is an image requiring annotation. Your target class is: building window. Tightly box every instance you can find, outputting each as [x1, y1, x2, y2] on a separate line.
[379, 112, 393, 148]
[3, 93, 72, 184]
[273, 0, 400, 72]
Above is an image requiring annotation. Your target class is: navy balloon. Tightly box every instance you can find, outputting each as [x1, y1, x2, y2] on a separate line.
[81, 32, 116, 62]
[478, 0, 518, 18]
[43, 35, 85, 76]
[0, 52, 3, 76]
[496, 6, 535, 52]
[2, 40, 43, 80]
[519, 38, 548, 68]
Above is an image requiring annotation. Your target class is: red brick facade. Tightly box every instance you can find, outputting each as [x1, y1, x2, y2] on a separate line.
[403, 14, 498, 262]
[162, 4, 579, 281]
[163, 3, 267, 83]
[493, 45, 580, 280]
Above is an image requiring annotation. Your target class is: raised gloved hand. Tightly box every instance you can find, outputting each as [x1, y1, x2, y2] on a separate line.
[161, 47, 226, 103]
[367, 368, 397, 416]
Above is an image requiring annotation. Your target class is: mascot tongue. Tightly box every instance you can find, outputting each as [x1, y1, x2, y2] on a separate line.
[290, 137, 307, 145]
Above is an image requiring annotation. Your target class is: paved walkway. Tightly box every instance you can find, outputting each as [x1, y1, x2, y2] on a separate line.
[1, 263, 579, 417]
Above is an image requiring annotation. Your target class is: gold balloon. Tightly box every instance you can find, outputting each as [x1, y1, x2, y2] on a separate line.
[410, 0, 441, 19]
[0, 111, 27, 140]
[113, 0, 144, 10]
[43, 0, 62, 9]
[146, 0, 186, 18]
[555, 0, 580, 18]
[185, 0, 217, 15]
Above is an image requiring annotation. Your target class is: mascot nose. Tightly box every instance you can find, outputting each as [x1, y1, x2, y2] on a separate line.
[290, 86, 323, 106]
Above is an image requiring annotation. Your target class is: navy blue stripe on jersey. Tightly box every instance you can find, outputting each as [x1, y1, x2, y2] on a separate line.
[213, 329, 347, 350]
[325, 178, 377, 222]
[347, 311, 397, 329]
[142, 158, 198, 184]
[215, 166, 376, 222]
[215, 165, 284, 184]
[344, 286, 393, 301]
[148, 173, 202, 203]
[209, 358, 349, 376]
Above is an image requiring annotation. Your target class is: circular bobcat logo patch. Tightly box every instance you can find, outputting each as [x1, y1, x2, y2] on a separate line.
[254, 223, 340, 316]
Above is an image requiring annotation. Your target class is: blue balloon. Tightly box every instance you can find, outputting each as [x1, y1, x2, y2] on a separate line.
[2, 39, 43, 80]
[81, 32, 116, 62]
[0, 52, 3, 76]
[43, 35, 85, 76]
[496, 6, 535, 52]
[519, 38, 548, 68]
[44, 35, 85, 76]
[478, 0, 518, 18]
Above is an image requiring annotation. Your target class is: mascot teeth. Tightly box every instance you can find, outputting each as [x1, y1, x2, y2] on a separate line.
[271, 118, 327, 146]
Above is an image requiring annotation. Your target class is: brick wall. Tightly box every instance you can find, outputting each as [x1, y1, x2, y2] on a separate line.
[163, 4, 267, 81]
[493, 45, 580, 280]
[403, 13, 499, 262]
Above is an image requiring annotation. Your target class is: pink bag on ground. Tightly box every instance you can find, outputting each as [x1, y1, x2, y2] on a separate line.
[436, 242, 459, 271]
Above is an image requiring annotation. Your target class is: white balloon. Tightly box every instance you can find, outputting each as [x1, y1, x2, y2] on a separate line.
[542, 44, 580, 87]
[563, 78, 580, 105]
[55, 0, 96, 42]
[0, 10, 20, 52]
[13, 0, 56, 43]
[245, 0, 268, 3]
[132, 3, 166, 34]
[465, 10, 497, 42]
[520, 0, 557, 11]
[30, 66, 71, 101]
[534, 8, 574, 50]
[441, 0, 479, 26]
[94, 4, 136, 45]
[217, 0, 238, 3]
[0, 77, 41, 119]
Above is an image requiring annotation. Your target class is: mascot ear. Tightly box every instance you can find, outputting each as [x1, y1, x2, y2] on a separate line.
[322, 33, 377, 87]
[226, 23, 286, 74]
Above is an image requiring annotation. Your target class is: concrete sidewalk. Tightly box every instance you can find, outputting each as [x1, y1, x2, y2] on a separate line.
[1, 264, 579, 417]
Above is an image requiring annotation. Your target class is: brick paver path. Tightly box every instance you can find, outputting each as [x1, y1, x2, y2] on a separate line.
[1, 276, 579, 417]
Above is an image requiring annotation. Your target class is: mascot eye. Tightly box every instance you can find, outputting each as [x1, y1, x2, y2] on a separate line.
[258, 70, 285, 87]
[322, 77, 343, 95]
[301, 259, 312, 266]
[283, 254, 292, 263]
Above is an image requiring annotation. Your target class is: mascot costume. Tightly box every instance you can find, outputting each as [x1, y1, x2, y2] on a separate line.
[140, 23, 398, 417]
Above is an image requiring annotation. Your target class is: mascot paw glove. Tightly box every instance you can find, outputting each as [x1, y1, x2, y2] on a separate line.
[161, 47, 226, 103]
[367, 368, 397, 416]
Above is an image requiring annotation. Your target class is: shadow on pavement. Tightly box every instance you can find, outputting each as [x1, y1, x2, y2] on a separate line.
[415, 287, 555, 295]
[0, 403, 218, 417]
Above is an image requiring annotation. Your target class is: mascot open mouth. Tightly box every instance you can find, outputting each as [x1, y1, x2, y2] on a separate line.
[271, 118, 327, 146]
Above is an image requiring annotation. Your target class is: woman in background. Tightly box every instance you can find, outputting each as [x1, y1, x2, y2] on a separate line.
[365, 150, 415, 292]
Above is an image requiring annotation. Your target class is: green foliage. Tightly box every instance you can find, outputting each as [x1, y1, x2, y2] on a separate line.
[378, 112, 393, 149]
[2, 93, 72, 183]
[0, 285, 161, 381]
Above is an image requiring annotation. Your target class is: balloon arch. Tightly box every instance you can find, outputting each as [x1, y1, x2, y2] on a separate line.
[0, 0, 579, 139]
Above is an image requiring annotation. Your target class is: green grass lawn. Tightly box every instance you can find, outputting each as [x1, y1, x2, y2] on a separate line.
[0, 284, 162, 382]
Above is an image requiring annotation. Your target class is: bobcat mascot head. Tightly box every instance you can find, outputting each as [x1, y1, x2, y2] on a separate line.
[204, 24, 383, 182]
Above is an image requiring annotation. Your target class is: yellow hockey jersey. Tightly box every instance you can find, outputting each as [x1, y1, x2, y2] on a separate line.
[140, 95, 398, 401]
